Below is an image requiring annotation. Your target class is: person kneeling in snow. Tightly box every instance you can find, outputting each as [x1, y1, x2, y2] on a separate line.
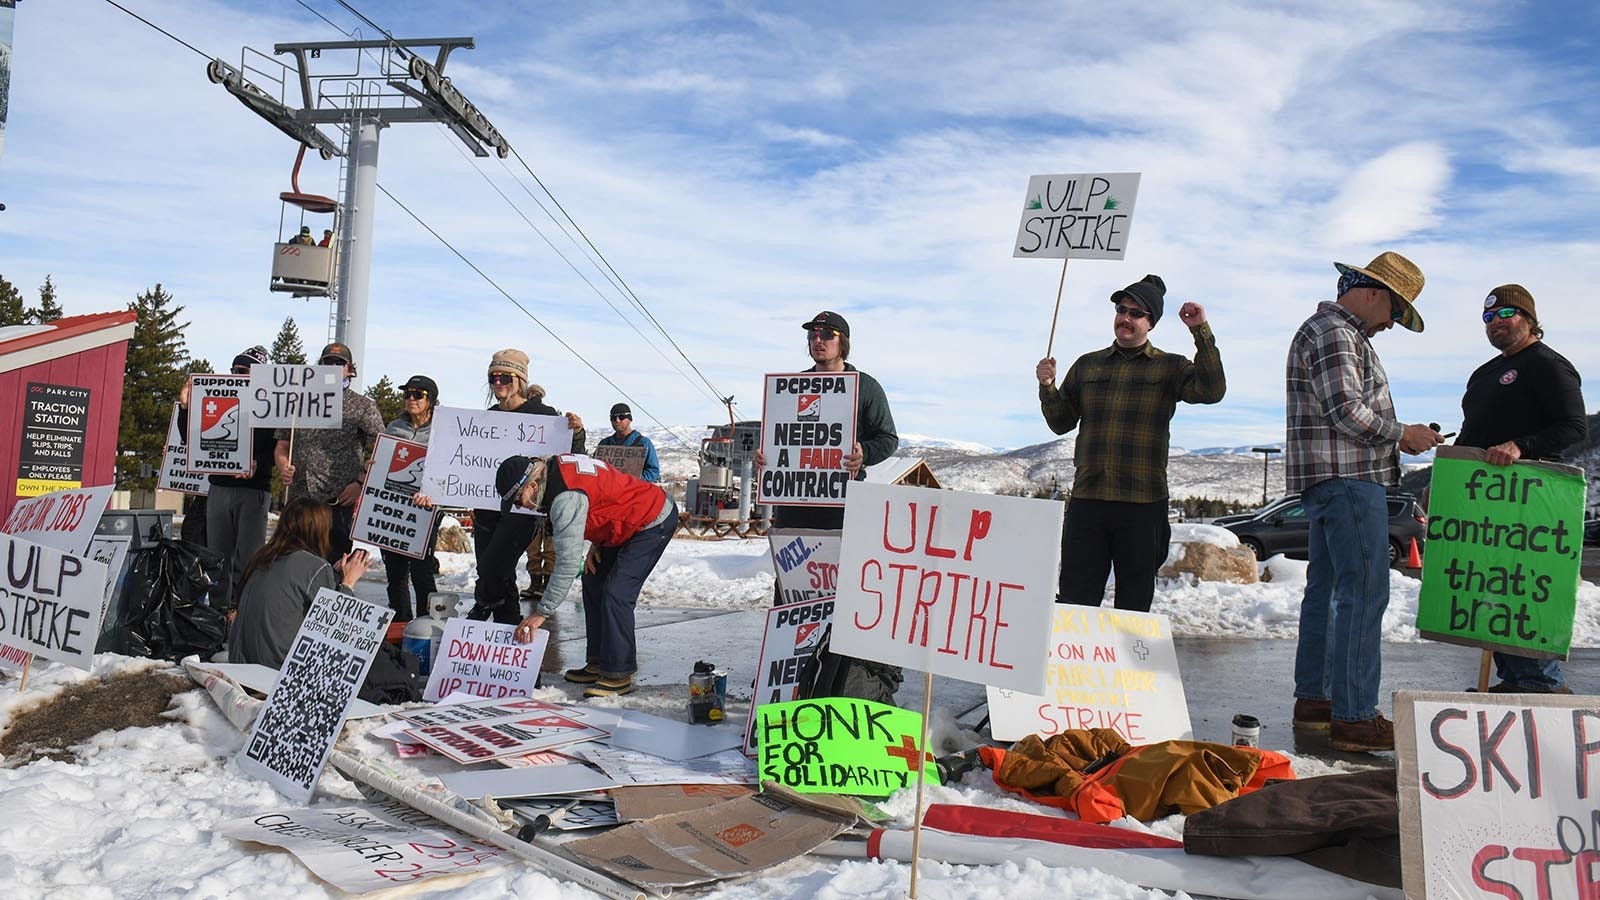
[499, 454, 677, 698]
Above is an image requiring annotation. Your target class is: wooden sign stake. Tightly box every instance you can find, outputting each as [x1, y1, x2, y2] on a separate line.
[1045, 256, 1070, 358]
[907, 670, 934, 898]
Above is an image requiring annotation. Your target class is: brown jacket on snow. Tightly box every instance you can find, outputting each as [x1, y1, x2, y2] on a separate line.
[977, 728, 1294, 824]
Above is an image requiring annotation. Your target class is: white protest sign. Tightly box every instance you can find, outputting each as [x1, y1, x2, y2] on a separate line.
[1, 483, 116, 555]
[245, 364, 344, 429]
[1396, 691, 1600, 900]
[406, 711, 610, 763]
[830, 482, 1060, 695]
[423, 617, 547, 702]
[420, 406, 572, 511]
[985, 607, 1190, 743]
[592, 444, 647, 478]
[395, 695, 572, 729]
[768, 528, 841, 606]
[742, 596, 835, 756]
[758, 372, 858, 507]
[157, 404, 209, 495]
[1013, 172, 1141, 260]
[86, 533, 133, 627]
[186, 375, 254, 476]
[0, 532, 108, 670]
[351, 434, 439, 559]
[219, 798, 505, 892]
[237, 589, 392, 802]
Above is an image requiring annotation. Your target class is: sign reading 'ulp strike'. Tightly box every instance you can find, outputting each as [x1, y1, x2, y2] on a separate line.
[757, 372, 858, 507]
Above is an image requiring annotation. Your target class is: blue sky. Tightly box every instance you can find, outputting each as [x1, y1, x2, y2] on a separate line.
[2, 0, 1597, 452]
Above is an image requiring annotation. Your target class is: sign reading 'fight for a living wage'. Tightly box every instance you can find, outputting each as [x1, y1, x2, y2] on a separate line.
[157, 404, 208, 495]
[186, 375, 254, 476]
[830, 482, 1060, 695]
[756, 697, 938, 797]
[1416, 447, 1585, 659]
[985, 606, 1191, 744]
[758, 372, 858, 507]
[351, 435, 438, 559]
[1013, 172, 1141, 260]
[1396, 691, 1600, 900]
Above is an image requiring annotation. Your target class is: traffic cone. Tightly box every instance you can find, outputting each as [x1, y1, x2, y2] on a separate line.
[1406, 537, 1423, 569]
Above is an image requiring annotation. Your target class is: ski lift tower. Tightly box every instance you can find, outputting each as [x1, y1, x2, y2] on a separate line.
[206, 37, 509, 380]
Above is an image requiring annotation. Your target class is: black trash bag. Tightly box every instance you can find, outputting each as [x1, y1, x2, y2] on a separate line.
[111, 530, 232, 661]
[360, 643, 424, 705]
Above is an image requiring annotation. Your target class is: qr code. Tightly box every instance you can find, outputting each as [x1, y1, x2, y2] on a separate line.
[244, 636, 363, 790]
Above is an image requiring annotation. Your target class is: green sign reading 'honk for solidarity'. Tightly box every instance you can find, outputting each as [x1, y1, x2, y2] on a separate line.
[1416, 447, 1586, 659]
[756, 698, 939, 797]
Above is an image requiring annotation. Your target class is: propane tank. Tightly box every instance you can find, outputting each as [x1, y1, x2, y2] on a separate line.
[402, 591, 456, 676]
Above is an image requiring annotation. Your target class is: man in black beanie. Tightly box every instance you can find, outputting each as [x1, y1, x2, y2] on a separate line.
[1034, 275, 1225, 611]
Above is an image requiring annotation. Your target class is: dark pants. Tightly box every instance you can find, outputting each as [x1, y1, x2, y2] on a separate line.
[381, 523, 440, 622]
[472, 509, 538, 626]
[580, 503, 676, 676]
[1059, 498, 1170, 612]
[327, 503, 355, 564]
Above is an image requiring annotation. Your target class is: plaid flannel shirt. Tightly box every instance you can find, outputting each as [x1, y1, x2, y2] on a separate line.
[1284, 302, 1404, 492]
[1039, 323, 1224, 503]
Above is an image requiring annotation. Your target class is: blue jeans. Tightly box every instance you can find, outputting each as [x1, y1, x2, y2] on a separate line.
[580, 502, 677, 676]
[1493, 653, 1565, 691]
[1294, 478, 1390, 722]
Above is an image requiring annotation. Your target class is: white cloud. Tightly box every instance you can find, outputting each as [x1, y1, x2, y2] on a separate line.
[1323, 142, 1453, 243]
[755, 122, 850, 148]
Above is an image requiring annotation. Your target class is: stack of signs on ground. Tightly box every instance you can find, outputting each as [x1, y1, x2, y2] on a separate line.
[244, 364, 344, 429]
[1013, 171, 1141, 260]
[0, 484, 116, 672]
[157, 404, 208, 495]
[422, 617, 546, 701]
[758, 372, 857, 507]
[831, 481, 1060, 696]
[986, 606, 1191, 743]
[352, 434, 440, 558]
[743, 527, 840, 755]
[756, 697, 938, 797]
[591, 444, 646, 478]
[1416, 447, 1585, 661]
[187, 375, 253, 475]
[1395, 690, 1600, 899]
[219, 797, 504, 892]
[419, 406, 572, 511]
[397, 696, 609, 763]
[237, 589, 393, 803]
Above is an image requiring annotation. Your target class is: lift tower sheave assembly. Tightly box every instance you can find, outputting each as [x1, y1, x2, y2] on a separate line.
[208, 36, 510, 383]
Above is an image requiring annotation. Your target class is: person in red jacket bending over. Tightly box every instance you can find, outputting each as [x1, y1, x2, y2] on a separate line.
[500, 453, 677, 698]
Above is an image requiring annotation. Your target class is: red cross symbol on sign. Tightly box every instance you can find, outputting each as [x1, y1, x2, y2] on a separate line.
[883, 735, 931, 772]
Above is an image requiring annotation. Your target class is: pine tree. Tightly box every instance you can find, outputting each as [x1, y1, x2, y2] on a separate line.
[0, 274, 25, 326]
[271, 316, 308, 364]
[365, 375, 404, 425]
[29, 275, 64, 323]
[118, 285, 196, 491]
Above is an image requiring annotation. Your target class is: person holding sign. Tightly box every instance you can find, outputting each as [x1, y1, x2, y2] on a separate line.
[1285, 252, 1445, 752]
[498, 454, 676, 698]
[597, 403, 659, 482]
[228, 497, 373, 668]
[1454, 284, 1586, 693]
[177, 345, 278, 605]
[1035, 275, 1225, 612]
[376, 375, 442, 623]
[464, 348, 585, 626]
[273, 342, 384, 563]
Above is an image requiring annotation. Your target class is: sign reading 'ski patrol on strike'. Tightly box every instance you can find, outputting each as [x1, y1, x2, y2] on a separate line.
[758, 372, 858, 507]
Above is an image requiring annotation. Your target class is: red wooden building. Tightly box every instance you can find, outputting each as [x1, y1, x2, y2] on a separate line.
[0, 311, 137, 522]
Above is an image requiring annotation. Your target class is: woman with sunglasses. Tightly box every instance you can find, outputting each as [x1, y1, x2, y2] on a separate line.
[375, 375, 442, 622]
[468, 349, 586, 625]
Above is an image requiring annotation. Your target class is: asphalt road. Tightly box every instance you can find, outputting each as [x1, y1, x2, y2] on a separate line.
[1585, 546, 1600, 584]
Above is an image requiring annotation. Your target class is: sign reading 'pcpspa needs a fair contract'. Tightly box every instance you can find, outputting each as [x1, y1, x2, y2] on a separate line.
[758, 372, 858, 508]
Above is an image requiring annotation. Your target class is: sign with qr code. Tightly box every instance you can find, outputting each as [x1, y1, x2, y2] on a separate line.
[237, 589, 393, 802]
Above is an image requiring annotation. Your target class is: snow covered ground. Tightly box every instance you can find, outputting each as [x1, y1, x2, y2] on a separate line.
[3, 536, 1595, 899]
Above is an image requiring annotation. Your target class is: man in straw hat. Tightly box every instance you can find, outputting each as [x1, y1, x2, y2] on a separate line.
[1454, 284, 1586, 693]
[1035, 274, 1224, 613]
[1285, 251, 1445, 752]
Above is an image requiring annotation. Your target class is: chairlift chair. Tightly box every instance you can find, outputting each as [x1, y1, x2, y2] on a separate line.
[269, 144, 341, 298]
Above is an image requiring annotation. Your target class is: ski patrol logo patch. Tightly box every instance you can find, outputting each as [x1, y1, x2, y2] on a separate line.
[796, 394, 821, 420]
[1500, 369, 1518, 385]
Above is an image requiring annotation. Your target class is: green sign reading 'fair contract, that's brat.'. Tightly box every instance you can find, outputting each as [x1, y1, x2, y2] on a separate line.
[1416, 447, 1586, 659]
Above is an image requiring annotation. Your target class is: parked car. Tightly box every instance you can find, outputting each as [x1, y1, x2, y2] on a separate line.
[1210, 495, 1298, 528]
[1585, 516, 1600, 547]
[1222, 492, 1427, 565]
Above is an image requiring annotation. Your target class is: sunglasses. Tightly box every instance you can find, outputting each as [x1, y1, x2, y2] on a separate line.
[403, 389, 430, 400]
[230, 366, 251, 375]
[320, 357, 347, 367]
[487, 372, 516, 385]
[1482, 307, 1519, 324]
[610, 414, 631, 422]
[807, 326, 840, 341]
[1113, 304, 1149, 320]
